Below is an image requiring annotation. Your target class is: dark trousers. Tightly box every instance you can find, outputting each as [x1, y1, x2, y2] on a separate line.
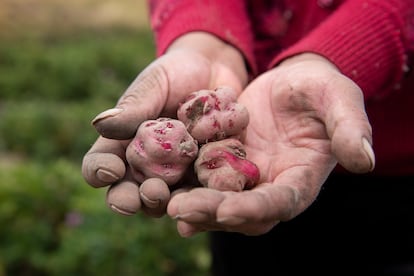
[210, 174, 414, 276]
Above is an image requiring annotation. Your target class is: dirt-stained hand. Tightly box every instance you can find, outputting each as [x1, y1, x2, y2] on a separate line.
[167, 53, 375, 236]
[82, 32, 248, 217]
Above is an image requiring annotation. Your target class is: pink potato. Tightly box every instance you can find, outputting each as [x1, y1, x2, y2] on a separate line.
[177, 86, 249, 143]
[126, 118, 199, 186]
[194, 138, 260, 192]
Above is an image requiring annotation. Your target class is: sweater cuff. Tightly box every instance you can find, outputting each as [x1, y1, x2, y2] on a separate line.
[149, 0, 257, 74]
[270, 0, 408, 99]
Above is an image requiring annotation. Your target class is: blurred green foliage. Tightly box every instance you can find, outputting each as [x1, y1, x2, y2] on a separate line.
[0, 30, 210, 276]
[0, 31, 154, 102]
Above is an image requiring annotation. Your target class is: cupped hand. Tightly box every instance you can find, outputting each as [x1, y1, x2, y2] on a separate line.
[81, 32, 248, 217]
[167, 53, 375, 236]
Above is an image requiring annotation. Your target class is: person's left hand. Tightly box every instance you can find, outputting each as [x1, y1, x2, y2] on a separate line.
[81, 32, 248, 217]
[167, 53, 376, 236]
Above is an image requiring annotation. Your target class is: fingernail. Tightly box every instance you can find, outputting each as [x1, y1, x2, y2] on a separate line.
[92, 108, 124, 125]
[96, 169, 120, 183]
[109, 204, 136, 216]
[217, 216, 246, 225]
[174, 212, 207, 221]
[362, 137, 375, 171]
[140, 192, 160, 208]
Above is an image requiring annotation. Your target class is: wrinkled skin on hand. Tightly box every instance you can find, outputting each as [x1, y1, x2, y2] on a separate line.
[81, 32, 247, 217]
[195, 138, 260, 192]
[126, 117, 198, 185]
[167, 53, 375, 237]
[177, 87, 249, 143]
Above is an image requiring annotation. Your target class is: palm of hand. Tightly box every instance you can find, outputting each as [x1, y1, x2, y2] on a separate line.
[238, 66, 338, 219]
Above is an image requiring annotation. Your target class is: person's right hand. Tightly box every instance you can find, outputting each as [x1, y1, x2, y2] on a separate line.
[167, 53, 375, 236]
[81, 32, 249, 217]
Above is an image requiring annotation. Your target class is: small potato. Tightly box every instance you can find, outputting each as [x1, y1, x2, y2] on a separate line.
[177, 86, 249, 143]
[106, 181, 141, 216]
[126, 118, 199, 186]
[195, 138, 260, 192]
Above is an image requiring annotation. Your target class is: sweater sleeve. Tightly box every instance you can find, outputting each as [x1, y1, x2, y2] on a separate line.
[148, 0, 257, 73]
[270, 0, 414, 99]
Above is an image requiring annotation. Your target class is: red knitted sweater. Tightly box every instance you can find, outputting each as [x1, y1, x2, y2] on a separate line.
[148, 0, 414, 175]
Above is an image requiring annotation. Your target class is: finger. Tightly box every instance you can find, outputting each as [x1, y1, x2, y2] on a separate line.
[91, 62, 169, 139]
[322, 75, 375, 173]
[168, 187, 222, 236]
[176, 220, 205, 238]
[82, 136, 129, 187]
[213, 187, 290, 235]
[139, 178, 170, 218]
[167, 188, 226, 221]
[139, 168, 201, 218]
[169, 188, 277, 236]
[215, 164, 331, 235]
[174, 208, 224, 237]
[106, 178, 141, 216]
[168, 188, 249, 234]
[91, 51, 214, 140]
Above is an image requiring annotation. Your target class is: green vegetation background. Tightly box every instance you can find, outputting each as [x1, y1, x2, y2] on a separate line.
[0, 21, 210, 276]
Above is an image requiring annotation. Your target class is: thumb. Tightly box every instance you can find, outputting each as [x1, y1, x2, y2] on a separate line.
[91, 62, 169, 139]
[324, 75, 375, 173]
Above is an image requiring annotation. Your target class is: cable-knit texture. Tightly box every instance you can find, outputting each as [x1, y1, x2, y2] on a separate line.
[270, 0, 410, 100]
[147, 0, 414, 174]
